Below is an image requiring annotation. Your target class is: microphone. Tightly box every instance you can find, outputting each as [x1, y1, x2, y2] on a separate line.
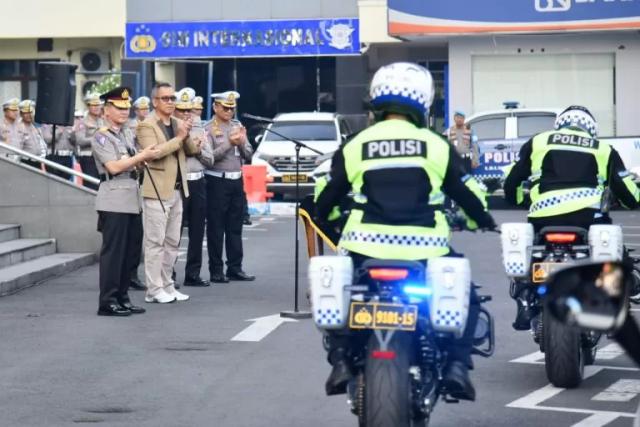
[242, 113, 274, 123]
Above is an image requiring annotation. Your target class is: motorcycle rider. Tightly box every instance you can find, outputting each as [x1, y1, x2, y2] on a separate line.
[315, 62, 497, 401]
[503, 105, 640, 329]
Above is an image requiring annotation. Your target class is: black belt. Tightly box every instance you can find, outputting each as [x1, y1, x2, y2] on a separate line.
[99, 171, 138, 182]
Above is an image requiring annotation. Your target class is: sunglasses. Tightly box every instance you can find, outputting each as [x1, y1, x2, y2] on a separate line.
[155, 96, 177, 103]
[216, 104, 235, 112]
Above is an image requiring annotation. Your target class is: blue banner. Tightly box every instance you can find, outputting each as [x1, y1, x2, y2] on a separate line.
[126, 18, 360, 58]
[389, 0, 640, 35]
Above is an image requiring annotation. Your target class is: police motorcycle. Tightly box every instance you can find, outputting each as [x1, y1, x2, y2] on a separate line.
[544, 261, 640, 425]
[307, 215, 495, 426]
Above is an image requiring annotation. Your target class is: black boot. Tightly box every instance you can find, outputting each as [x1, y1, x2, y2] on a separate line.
[325, 348, 352, 396]
[512, 297, 534, 331]
[442, 360, 476, 401]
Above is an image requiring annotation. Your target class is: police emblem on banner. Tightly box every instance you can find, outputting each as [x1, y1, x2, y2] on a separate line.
[130, 24, 157, 54]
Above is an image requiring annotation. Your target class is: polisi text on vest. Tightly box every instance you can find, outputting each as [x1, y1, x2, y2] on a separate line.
[363, 139, 427, 160]
[549, 133, 598, 149]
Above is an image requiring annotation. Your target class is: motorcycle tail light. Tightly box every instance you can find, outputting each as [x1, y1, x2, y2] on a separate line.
[545, 233, 577, 244]
[368, 268, 409, 281]
[372, 350, 396, 360]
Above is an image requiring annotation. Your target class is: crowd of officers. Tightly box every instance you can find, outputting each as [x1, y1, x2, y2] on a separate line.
[0, 83, 256, 316]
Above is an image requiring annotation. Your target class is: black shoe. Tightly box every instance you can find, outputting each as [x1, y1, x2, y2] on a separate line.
[512, 299, 534, 331]
[129, 278, 146, 291]
[97, 304, 132, 317]
[442, 361, 476, 401]
[325, 359, 352, 396]
[118, 301, 146, 314]
[184, 278, 210, 287]
[227, 270, 256, 281]
[243, 216, 252, 226]
[210, 273, 229, 283]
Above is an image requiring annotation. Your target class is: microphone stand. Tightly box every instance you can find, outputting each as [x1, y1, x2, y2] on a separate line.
[257, 125, 323, 320]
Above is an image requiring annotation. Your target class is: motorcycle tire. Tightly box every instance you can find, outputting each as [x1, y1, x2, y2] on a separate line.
[543, 311, 584, 388]
[364, 332, 426, 427]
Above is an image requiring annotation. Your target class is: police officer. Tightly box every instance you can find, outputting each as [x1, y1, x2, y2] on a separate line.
[92, 86, 161, 316]
[174, 88, 212, 287]
[504, 105, 640, 329]
[315, 62, 496, 400]
[444, 110, 479, 173]
[17, 100, 46, 168]
[75, 92, 104, 189]
[128, 96, 151, 132]
[0, 98, 20, 157]
[205, 91, 255, 283]
[42, 118, 77, 180]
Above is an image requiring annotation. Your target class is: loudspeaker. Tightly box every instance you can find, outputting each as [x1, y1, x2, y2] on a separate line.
[35, 62, 78, 126]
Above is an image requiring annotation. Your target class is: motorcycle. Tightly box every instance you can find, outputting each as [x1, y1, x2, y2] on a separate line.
[309, 253, 494, 427]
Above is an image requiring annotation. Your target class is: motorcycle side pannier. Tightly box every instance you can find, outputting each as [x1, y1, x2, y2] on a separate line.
[500, 223, 534, 278]
[309, 256, 353, 329]
[427, 257, 471, 338]
[589, 224, 624, 261]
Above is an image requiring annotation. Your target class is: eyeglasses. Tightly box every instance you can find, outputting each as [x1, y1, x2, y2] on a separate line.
[155, 96, 177, 103]
[216, 104, 235, 112]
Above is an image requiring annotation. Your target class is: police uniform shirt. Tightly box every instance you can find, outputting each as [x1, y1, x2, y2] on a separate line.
[17, 121, 46, 156]
[92, 127, 142, 214]
[205, 119, 252, 173]
[76, 116, 105, 154]
[0, 117, 19, 146]
[186, 119, 208, 173]
[41, 124, 75, 152]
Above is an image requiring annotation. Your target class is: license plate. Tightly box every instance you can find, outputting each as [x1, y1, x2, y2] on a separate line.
[532, 262, 567, 283]
[282, 174, 308, 183]
[349, 302, 418, 331]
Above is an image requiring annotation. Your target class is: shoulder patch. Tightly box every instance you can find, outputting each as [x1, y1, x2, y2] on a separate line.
[95, 132, 107, 146]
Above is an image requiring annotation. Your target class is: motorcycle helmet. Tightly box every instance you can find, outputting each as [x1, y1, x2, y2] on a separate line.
[554, 105, 598, 138]
[369, 62, 435, 127]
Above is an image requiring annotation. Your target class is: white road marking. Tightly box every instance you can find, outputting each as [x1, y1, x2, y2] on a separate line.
[596, 343, 625, 360]
[510, 351, 544, 364]
[230, 314, 298, 342]
[626, 243, 640, 247]
[244, 228, 268, 231]
[592, 379, 640, 402]
[260, 217, 276, 222]
[571, 413, 623, 427]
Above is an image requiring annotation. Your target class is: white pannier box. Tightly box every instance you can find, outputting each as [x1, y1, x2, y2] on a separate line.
[589, 224, 624, 262]
[427, 257, 471, 338]
[501, 223, 534, 278]
[309, 256, 353, 329]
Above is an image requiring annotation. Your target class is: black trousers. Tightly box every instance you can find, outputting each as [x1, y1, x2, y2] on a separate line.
[326, 249, 480, 369]
[21, 158, 43, 170]
[98, 211, 143, 308]
[206, 175, 244, 274]
[45, 154, 73, 180]
[183, 177, 207, 282]
[77, 155, 99, 190]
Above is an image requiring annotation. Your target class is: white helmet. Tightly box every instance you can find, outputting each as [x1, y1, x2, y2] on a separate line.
[369, 62, 434, 126]
[554, 105, 598, 138]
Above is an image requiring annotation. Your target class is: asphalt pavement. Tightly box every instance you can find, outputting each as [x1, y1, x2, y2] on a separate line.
[0, 210, 639, 427]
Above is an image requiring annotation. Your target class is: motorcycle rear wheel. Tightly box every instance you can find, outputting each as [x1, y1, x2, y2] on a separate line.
[363, 332, 426, 427]
[543, 311, 584, 388]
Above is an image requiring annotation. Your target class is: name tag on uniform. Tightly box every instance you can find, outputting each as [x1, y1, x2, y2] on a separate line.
[548, 133, 599, 149]
[362, 139, 427, 160]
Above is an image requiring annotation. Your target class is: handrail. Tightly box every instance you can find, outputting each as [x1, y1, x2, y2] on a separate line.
[0, 141, 100, 185]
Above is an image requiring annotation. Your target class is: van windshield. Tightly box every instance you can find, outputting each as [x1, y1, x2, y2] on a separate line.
[264, 121, 337, 141]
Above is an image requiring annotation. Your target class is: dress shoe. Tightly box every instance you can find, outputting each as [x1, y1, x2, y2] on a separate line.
[243, 216, 252, 226]
[97, 304, 131, 317]
[168, 289, 190, 302]
[119, 301, 146, 314]
[144, 290, 176, 304]
[512, 299, 534, 331]
[227, 270, 255, 281]
[210, 273, 229, 283]
[325, 350, 352, 395]
[442, 360, 476, 401]
[129, 278, 146, 291]
[184, 278, 210, 287]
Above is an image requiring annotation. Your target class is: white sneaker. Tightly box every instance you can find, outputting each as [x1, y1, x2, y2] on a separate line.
[168, 289, 190, 302]
[145, 290, 177, 304]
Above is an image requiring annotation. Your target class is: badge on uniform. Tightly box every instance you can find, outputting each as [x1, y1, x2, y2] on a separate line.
[96, 132, 107, 146]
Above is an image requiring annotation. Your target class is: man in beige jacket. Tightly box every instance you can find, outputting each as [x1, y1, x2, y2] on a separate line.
[136, 82, 201, 304]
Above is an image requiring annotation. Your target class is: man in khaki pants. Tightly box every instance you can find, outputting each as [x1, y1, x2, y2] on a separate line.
[136, 82, 201, 304]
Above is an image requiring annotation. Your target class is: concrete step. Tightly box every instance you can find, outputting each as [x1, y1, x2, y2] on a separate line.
[0, 238, 56, 268]
[0, 253, 96, 296]
[0, 224, 20, 243]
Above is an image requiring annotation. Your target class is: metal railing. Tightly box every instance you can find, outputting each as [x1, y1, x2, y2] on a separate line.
[0, 141, 100, 186]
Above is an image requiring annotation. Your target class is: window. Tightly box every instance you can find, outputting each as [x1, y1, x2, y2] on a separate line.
[517, 113, 557, 139]
[469, 117, 505, 140]
[472, 53, 615, 136]
[264, 121, 338, 142]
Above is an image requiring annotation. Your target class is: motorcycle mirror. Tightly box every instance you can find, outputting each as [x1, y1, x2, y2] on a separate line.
[544, 261, 630, 332]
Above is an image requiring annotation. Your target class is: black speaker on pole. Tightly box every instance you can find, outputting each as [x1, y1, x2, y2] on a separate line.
[35, 62, 78, 126]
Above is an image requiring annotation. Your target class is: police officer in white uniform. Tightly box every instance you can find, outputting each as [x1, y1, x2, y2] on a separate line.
[75, 93, 104, 189]
[92, 87, 161, 316]
[17, 100, 46, 168]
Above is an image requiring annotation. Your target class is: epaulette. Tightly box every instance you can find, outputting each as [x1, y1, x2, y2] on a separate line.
[98, 127, 109, 133]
